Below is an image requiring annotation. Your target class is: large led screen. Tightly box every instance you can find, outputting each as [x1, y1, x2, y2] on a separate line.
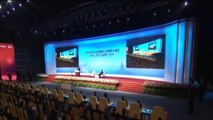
[44, 19, 195, 84]
[126, 35, 165, 68]
[0, 43, 16, 80]
[56, 46, 78, 67]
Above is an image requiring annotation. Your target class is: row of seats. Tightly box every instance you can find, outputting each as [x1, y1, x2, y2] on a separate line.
[0, 80, 167, 120]
[0, 116, 7, 120]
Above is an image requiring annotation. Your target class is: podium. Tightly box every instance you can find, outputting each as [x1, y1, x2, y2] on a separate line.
[75, 70, 80, 76]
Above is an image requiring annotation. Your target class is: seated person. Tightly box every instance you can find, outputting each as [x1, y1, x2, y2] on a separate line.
[98, 69, 105, 78]
[91, 71, 96, 77]
[121, 96, 128, 106]
[94, 91, 99, 101]
[104, 92, 110, 103]
[137, 99, 142, 109]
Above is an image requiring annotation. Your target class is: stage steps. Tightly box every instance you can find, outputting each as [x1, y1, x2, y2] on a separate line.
[46, 75, 56, 82]
[117, 81, 144, 93]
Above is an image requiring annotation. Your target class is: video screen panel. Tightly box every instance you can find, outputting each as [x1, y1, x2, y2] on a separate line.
[0, 43, 16, 80]
[126, 35, 165, 69]
[55, 46, 78, 67]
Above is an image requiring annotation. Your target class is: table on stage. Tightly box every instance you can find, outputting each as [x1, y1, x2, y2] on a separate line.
[74, 70, 80, 76]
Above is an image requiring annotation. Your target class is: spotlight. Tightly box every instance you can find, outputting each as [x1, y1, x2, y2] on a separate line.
[62, 30, 65, 33]
[109, 21, 111, 24]
[12, 7, 15, 11]
[19, 3, 22, 7]
[153, 12, 156, 16]
[126, 17, 130, 21]
[2, 15, 5, 18]
[117, 19, 120, 23]
[0, 5, 1, 9]
[184, 1, 188, 6]
[168, 9, 170, 12]
[7, 11, 10, 14]
[8, 0, 12, 3]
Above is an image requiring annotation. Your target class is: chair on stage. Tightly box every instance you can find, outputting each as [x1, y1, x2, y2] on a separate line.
[91, 71, 96, 78]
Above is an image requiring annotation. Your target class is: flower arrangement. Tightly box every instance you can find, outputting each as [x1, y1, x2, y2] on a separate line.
[55, 76, 119, 85]
[143, 81, 188, 97]
[53, 75, 119, 91]
[54, 81, 117, 91]
[36, 73, 49, 78]
[36, 73, 48, 81]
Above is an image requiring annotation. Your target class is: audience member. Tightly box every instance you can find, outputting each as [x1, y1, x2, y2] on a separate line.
[121, 96, 128, 105]
[187, 79, 197, 115]
[94, 91, 99, 101]
[104, 92, 110, 103]
[137, 99, 142, 109]
[30, 106, 39, 120]
[98, 69, 104, 78]
[199, 76, 207, 102]
[7, 73, 12, 81]
[80, 91, 86, 99]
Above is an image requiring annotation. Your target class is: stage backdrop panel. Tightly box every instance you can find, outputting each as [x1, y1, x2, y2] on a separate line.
[0, 43, 16, 80]
[44, 19, 195, 83]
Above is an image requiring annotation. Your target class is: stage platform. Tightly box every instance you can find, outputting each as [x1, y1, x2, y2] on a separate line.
[46, 74, 163, 93]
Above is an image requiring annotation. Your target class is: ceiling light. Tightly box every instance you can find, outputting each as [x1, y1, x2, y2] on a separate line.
[0, 5, 1, 9]
[12, 7, 15, 11]
[126, 17, 130, 21]
[8, 0, 12, 3]
[19, 3, 22, 7]
[7, 11, 10, 14]
[184, 1, 188, 6]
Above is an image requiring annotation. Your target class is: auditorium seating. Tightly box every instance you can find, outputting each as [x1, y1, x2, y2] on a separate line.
[0, 80, 168, 120]
[68, 92, 76, 105]
[99, 97, 109, 112]
[128, 102, 142, 120]
[151, 106, 168, 120]
[75, 93, 84, 105]
[116, 100, 128, 116]
[89, 96, 99, 109]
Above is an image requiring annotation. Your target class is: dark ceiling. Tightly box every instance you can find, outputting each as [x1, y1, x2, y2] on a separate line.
[1, 0, 213, 42]
[1, 0, 176, 30]
[0, 0, 92, 30]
